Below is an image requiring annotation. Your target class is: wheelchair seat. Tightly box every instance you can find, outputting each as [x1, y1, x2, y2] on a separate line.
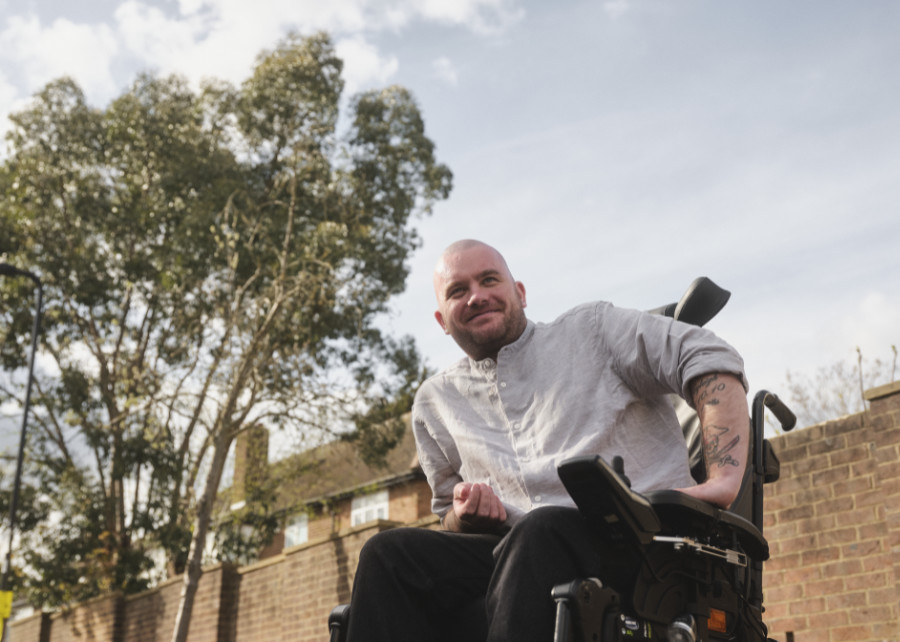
[557, 455, 769, 565]
[644, 490, 768, 562]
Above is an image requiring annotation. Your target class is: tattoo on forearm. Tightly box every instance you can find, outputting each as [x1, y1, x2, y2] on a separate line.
[693, 374, 725, 411]
[705, 424, 740, 468]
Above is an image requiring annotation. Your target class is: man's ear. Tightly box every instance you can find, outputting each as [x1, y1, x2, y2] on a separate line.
[516, 281, 527, 308]
[434, 310, 449, 334]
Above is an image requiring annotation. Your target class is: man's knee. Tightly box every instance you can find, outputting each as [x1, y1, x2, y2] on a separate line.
[358, 527, 433, 567]
[505, 506, 584, 542]
[495, 505, 599, 571]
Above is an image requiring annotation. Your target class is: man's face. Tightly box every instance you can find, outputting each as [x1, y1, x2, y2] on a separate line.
[433, 244, 527, 361]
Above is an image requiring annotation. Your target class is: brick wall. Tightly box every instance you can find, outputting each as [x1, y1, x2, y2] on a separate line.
[230, 517, 437, 642]
[10, 383, 900, 642]
[10, 565, 239, 642]
[118, 563, 239, 642]
[9, 612, 49, 642]
[45, 593, 121, 642]
[763, 380, 900, 641]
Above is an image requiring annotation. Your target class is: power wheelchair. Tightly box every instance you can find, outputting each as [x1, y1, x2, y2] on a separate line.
[329, 277, 796, 642]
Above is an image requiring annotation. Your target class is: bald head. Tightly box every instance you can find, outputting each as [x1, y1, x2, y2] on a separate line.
[432, 240, 514, 298]
[431, 239, 527, 361]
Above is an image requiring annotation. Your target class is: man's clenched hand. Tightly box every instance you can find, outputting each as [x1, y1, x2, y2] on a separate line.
[441, 482, 508, 533]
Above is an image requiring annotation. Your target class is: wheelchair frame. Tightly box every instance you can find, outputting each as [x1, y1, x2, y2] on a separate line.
[328, 277, 796, 642]
[551, 389, 795, 642]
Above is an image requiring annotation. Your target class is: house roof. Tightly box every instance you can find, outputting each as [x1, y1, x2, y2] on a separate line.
[267, 418, 422, 512]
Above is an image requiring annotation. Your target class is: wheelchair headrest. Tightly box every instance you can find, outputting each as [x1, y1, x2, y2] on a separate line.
[647, 276, 731, 328]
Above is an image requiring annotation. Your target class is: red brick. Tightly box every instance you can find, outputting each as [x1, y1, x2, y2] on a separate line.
[811, 608, 850, 629]
[813, 495, 854, 516]
[818, 526, 857, 546]
[794, 486, 832, 505]
[800, 546, 840, 566]
[831, 624, 877, 639]
[821, 559, 863, 579]
[832, 476, 874, 497]
[841, 538, 883, 558]
[829, 443, 871, 466]
[791, 452, 831, 476]
[796, 515, 836, 535]
[826, 590, 867, 610]
[811, 464, 851, 486]
[848, 604, 895, 624]
[808, 434, 846, 455]
[789, 596, 826, 615]
[782, 565, 823, 585]
[764, 582, 804, 603]
[845, 570, 887, 591]
[778, 533, 818, 555]
[803, 577, 844, 598]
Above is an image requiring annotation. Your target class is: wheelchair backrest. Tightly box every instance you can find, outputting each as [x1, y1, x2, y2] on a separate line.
[650, 276, 730, 486]
[652, 277, 795, 532]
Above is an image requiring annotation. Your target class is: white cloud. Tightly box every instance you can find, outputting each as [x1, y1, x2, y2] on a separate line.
[114, 1, 208, 72]
[432, 56, 458, 86]
[176, 0, 210, 15]
[335, 35, 399, 95]
[0, 0, 521, 117]
[0, 71, 21, 148]
[109, 0, 513, 94]
[839, 291, 900, 360]
[412, 0, 523, 34]
[603, 0, 632, 19]
[0, 14, 119, 101]
[114, 0, 274, 88]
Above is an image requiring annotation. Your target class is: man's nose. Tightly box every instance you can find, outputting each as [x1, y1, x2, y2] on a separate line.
[467, 287, 488, 306]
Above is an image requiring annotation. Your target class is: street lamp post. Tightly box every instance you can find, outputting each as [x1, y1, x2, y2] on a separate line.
[0, 263, 43, 638]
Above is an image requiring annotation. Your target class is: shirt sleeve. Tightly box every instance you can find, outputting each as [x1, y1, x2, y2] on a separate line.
[411, 383, 462, 519]
[595, 303, 748, 406]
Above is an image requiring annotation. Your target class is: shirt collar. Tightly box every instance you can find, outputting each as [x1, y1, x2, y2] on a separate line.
[466, 319, 535, 369]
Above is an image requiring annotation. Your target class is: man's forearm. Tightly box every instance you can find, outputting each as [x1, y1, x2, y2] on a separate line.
[687, 372, 749, 508]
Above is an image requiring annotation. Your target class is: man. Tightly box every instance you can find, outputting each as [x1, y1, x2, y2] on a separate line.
[345, 239, 749, 641]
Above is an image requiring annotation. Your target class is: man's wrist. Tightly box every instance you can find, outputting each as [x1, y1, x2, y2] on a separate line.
[441, 510, 462, 532]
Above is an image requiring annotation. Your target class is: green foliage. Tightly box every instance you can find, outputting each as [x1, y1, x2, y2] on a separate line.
[0, 31, 450, 610]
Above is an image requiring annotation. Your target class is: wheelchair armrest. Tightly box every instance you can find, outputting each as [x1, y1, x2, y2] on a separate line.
[558, 455, 661, 546]
[644, 490, 769, 561]
[329, 604, 351, 642]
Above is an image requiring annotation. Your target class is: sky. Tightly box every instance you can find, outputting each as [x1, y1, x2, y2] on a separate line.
[1, 0, 899, 429]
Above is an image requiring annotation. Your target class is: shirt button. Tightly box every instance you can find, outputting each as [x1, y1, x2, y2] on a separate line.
[500, 382, 507, 388]
[534, 495, 542, 503]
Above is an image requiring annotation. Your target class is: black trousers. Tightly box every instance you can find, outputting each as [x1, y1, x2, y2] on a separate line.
[345, 506, 606, 642]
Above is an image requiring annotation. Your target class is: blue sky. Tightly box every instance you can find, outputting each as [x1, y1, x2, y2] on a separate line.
[2, 0, 899, 421]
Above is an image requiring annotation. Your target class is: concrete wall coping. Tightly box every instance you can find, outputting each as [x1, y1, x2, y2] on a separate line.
[864, 379, 900, 401]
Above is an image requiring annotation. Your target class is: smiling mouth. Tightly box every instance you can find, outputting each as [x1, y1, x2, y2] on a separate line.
[467, 309, 501, 323]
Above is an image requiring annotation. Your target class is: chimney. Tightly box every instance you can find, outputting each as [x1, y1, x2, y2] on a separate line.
[231, 425, 270, 510]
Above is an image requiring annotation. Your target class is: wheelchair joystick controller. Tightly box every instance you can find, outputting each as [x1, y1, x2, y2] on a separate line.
[666, 614, 697, 642]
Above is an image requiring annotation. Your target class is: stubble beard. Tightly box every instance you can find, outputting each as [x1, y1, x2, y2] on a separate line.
[455, 304, 527, 361]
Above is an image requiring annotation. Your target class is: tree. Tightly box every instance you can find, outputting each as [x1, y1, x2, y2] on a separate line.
[783, 346, 898, 428]
[0, 31, 450, 640]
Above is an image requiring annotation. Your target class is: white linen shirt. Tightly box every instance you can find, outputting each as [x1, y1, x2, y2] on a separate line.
[412, 301, 747, 526]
